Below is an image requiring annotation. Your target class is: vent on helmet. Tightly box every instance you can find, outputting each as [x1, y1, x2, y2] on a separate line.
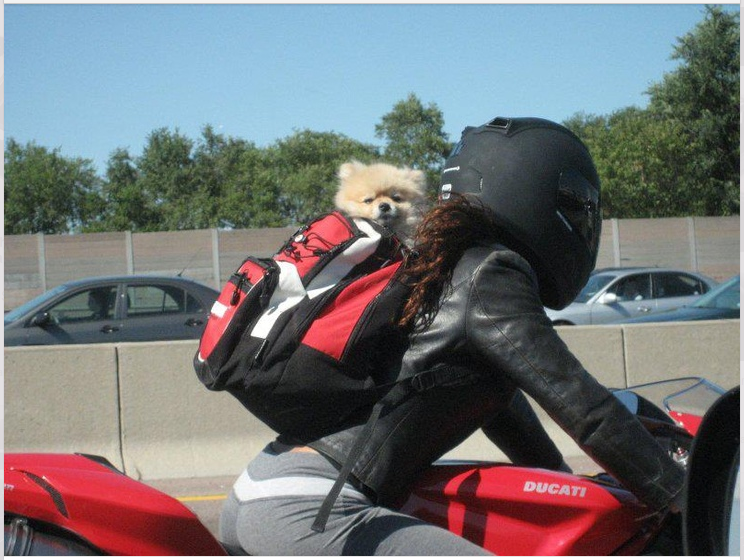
[486, 117, 510, 129]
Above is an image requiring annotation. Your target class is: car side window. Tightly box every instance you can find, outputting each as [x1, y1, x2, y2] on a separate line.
[126, 284, 189, 317]
[185, 293, 205, 313]
[653, 273, 704, 299]
[47, 286, 118, 324]
[125, 284, 209, 316]
[611, 274, 651, 302]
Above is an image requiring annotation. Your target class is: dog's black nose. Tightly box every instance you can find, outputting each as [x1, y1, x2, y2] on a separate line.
[378, 202, 391, 212]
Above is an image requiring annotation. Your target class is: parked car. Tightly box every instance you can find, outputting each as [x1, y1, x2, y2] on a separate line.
[618, 274, 739, 324]
[545, 267, 717, 326]
[4, 275, 219, 346]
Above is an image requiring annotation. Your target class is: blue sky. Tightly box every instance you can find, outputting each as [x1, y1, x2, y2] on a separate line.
[4, 3, 740, 175]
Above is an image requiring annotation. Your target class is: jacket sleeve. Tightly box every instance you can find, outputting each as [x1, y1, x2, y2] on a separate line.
[466, 250, 685, 511]
[481, 389, 569, 471]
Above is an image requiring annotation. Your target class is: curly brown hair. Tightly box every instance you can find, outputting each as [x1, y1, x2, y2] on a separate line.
[397, 194, 501, 330]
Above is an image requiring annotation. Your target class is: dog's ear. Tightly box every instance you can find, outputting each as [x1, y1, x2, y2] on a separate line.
[407, 168, 427, 189]
[338, 160, 364, 180]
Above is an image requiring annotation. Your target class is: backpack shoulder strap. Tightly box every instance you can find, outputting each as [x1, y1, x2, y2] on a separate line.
[311, 364, 480, 532]
[311, 379, 411, 533]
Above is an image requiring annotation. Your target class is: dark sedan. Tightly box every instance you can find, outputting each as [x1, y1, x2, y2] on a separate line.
[619, 275, 739, 324]
[4, 275, 219, 346]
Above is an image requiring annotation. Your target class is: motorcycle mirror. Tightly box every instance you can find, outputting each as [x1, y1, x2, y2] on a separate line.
[727, 459, 740, 556]
[683, 386, 740, 556]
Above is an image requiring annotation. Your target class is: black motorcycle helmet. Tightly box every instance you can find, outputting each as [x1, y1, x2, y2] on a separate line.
[441, 117, 601, 310]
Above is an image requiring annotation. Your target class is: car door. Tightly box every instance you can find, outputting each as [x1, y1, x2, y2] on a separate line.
[119, 281, 209, 342]
[651, 272, 709, 313]
[20, 284, 124, 345]
[590, 273, 654, 323]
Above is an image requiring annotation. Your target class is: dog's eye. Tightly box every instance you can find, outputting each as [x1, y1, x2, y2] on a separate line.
[391, 194, 403, 202]
[363, 197, 374, 204]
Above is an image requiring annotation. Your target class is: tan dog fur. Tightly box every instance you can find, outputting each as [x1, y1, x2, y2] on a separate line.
[334, 160, 427, 242]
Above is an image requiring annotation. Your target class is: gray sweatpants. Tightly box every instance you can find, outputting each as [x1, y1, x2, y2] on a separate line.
[219, 443, 492, 556]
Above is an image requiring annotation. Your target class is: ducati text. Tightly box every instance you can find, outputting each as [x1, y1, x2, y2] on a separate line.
[523, 480, 587, 498]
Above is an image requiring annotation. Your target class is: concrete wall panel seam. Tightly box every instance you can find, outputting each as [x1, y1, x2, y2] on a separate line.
[114, 345, 127, 473]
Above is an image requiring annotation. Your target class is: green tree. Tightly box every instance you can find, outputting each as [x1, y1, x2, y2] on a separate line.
[565, 109, 700, 218]
[90, 147, 157, 232]
[218, 161, 285, 228]
[565, 7, 739, 219]
[190, 125, 277, 229]
[269, 130, 380, 225]
[4, 139, 103, 234]
[375, 93, 451, 195]
[135, 127, 195, 231]
[605, 108, 700, 217]
[202, 128, 285, 229]
[646, 5, 740, 215]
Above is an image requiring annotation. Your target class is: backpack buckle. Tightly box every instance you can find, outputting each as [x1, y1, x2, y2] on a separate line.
[410, 371, 438, 392]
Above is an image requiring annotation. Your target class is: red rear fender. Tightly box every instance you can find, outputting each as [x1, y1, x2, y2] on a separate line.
[4, 453, 227, 556]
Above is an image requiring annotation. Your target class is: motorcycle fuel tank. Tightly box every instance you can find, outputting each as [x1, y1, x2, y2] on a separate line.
[399, 461, 657, 555]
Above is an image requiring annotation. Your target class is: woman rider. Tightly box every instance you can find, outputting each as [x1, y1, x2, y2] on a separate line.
[219, 116, 685, 555]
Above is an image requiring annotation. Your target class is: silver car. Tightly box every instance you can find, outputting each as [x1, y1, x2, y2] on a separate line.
[545, 267, 717, 325]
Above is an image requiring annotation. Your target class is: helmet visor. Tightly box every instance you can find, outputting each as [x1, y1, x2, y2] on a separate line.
[556, 169, 601, 255]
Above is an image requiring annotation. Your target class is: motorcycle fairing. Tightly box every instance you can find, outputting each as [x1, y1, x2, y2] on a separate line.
[399, 462, 660, 555]
[4, 453, 227, 556]
[668, 410, 703, 436]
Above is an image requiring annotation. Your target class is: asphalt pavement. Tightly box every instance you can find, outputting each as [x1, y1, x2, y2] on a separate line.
[147, 474, 236, 539]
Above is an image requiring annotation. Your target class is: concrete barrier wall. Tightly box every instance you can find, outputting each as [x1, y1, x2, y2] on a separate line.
[4, 320, 739, 480]
[4, 345, 122, 464]
[116, 343, 275, 479]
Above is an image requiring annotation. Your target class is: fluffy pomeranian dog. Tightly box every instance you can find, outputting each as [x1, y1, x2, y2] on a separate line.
[334, 160, 427, 243]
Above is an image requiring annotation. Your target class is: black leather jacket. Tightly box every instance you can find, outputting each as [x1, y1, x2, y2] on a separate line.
[309, 244, 685, 510]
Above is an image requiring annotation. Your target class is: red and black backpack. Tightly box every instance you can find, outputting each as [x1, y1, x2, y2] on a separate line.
[194, 211, 412, 440]
[194, 210, 476, 532]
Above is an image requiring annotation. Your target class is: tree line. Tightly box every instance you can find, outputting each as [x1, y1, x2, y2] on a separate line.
[5, 6, 739, 235]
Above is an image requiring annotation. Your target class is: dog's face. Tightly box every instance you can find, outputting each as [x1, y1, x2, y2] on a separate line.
[334, 161, 426, 236]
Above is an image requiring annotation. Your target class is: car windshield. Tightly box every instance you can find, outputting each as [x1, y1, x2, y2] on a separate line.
[691, 276, 740, 310]
[4, 285, 68, 324]
[574, 273, 617, 303]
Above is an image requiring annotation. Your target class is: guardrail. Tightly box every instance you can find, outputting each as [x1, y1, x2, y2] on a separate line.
[4, 320, 739, 480]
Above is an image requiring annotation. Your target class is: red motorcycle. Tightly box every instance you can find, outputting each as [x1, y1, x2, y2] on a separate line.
[4, 377, 739, 556]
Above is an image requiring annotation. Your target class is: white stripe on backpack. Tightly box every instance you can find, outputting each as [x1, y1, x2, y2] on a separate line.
[250, 220, 382, 340]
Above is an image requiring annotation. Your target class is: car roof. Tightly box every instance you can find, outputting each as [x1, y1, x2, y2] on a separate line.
[592, 267, 708, 276]
[58, 274, 215, 289]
